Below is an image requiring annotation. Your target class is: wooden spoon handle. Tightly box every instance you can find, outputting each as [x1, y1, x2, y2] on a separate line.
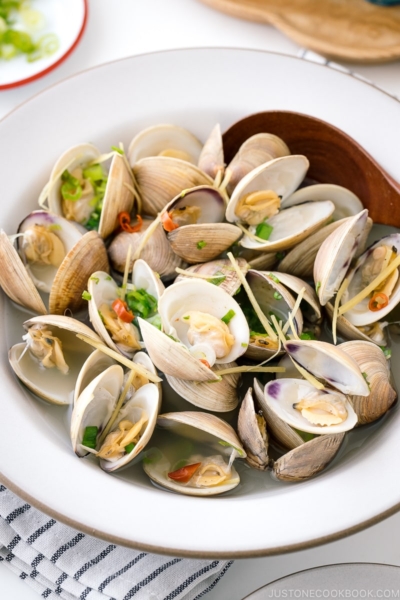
[223, 111, 400, 228]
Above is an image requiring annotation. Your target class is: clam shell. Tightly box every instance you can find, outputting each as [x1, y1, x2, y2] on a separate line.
[240, 201, 335, 252]
[49, 231, 109, 315]
[138, 317, 219, 381]
[284, 339, 370, 396]
[165, 362, 240, 412]
[340, 340, 397, 425]
[253, 378, 304, 450]
[174, 258, 248, 296]
[168, 222, 242, 263]
[269, 271, 321, 323]
[198, 123, 224, 179]
[314, 210, 369, 306]
[273, 433, 345, 482]
[132, 156, 213, 216]
[340, 233, 400, 327]
[226, 155, 309, 224]
[282, 184, 363, 220]
[237, 387, 269, 470]
[225, 133, 291, 195]
[264, 378, 357, 435]
[9, 315, 101, 405]
[128, 124, 203, 165]
[98, 152, 134, 239]
[108, 219, 185, 281]
[0, 230, 47, 314]
[158, 279, 249, 365]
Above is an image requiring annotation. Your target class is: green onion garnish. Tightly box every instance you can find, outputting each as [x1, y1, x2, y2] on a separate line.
[125, 288, 158, 319]
[255, 221, 273, 241]
[221, 309, 235, 324]
[197, 240, 207, 249]
[273, 291, 282, 300]
[315, 281, 321, 293]
[125, 442, 136, 453]
[90, 276, 100, 284]
[82, 291, 91, 301]
[61, 170, 82, 202]
[380, 346, 392, 359]
[300, 332, 316, 340]
[111, 146, 124, 155]
[82, 426, 98, 449]
[268, 273, 280, 283]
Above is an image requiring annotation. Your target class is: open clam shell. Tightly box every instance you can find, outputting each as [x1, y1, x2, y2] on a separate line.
[225, 133, 291, 195]
[128, 124, 203, 166]
[226, 155, 309, 224]
[48, 144, 134, 239]
[282, 184, 364, 220]
[314, 209, 369, 306]
[268, 271, 321, 323]
[165, 362, 240, 412]
[264, 378, 357, 435]
[340, 233, 400, 327]
[143, 411, 245, 496]
[158, 279, 249, 366]
[239, 200, 335, 252]
[284, 339, 370, 396]
[245, 270, 303, 361]
[132, 156, 214, 216]
[237, 387, 269, 470]
[71, 365, 159, 471]
[340, 341, 397, 425]
[9, 315, 100, 405]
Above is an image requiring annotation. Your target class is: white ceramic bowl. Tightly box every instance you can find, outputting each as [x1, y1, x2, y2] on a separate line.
[0, 48, 399, 558]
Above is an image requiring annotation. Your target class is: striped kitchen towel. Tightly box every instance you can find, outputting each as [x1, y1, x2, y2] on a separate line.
[0, 485, 233, 600]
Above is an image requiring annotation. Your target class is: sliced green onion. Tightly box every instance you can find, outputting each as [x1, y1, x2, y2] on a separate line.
[82, 291, 92, 301]
[255, 221, 273, 241]
[273, 291, 282, 300]
[221, 309, 235, 324]
[125, 442, 136, 453]
[111, 145, 124, 155]
[315, 281, 321, 293]
[82, 426, 98, 449]
[197, 240, 207, 249]
[300, 332, 316, 340]
[83, 163, 106, 182]
[268, 273, 280, 283]
[380, 346, 392, 359]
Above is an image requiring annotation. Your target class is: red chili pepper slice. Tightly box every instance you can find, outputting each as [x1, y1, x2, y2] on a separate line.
[199, 359, 211, 369]
[111, 299, 135, 323]
[118, 212, 143, 233]
[161, 211, 179, 232]
[168, 462, 201, 483]
[368, 292, 389, 312]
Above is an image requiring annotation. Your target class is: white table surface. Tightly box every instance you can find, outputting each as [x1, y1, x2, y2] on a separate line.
[1, 1, 400, 598]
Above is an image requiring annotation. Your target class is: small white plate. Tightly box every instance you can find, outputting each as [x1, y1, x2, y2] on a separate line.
[0, 0, 87, 90]
[0, 48, 400, 558]
[244, 563, 400, 599]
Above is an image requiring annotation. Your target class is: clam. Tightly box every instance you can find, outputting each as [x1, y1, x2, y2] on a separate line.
[198, 123, 224, 180]
[243, 270, 303, 361]
[174, 257, 248, 296]
[284, 339, 370, 396]
[340, 341, 397, 425]
[71, 364, 159, 472]
[165, 362, 241, 412]
[162, 185, 242, 263]
[132, 156, 213, 216]
[158, 279, 249, 367]
[339, 233, 400, 327]
[143, 411, 245, 496]
[325, 302, 389, 346]
[88, 260, 163, 358]
[225, 155, 309, 226]
[0, 213, 109, 315]
[108, 218, 185, 281]
[128, 124, 203, 165]
[253, 379, 345, 481]
[283, 184, 364, 220]
[47, 144, 134, 239]
[9, 315, 101, 405]
[314, 209, 369, 306]
[264, 378, 357, 434]
[237, 387, 269, 470]
[225, 133, 291, 195]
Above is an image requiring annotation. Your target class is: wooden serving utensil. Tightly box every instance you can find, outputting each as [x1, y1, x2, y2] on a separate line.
[222, 111, 400, 227]
[198, 0, 400, 63]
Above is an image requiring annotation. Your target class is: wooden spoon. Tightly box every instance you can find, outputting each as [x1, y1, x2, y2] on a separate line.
[198, 0, 400, 63]
[222, 110, 400, 228]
